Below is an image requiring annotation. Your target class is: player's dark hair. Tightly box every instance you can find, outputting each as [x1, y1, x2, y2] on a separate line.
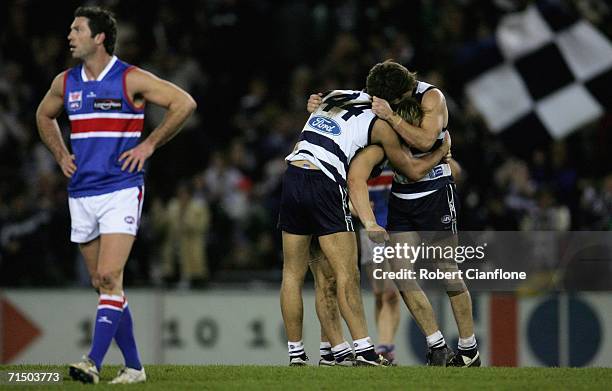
[74, 6, 117, 55]
[366, 61, 416, 102]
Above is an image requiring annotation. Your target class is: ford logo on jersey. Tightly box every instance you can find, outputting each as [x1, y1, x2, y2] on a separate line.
[308, 116, 341, 136]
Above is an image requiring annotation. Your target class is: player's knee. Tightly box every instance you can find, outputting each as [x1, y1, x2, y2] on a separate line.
[283, 263, 309, 280]
[374, 293, 383, 308]
[282, 272, 305, 289]
[336, 270, 360, 288]
[382, 290, 400, 306]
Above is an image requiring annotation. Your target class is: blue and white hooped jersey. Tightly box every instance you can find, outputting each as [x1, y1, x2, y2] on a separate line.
[391, 81, 452, 200]
[63, 56, 145, 197]
[286, 90, 376, 186]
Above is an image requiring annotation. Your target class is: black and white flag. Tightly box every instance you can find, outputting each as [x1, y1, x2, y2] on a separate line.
[464, 1, 612, 146]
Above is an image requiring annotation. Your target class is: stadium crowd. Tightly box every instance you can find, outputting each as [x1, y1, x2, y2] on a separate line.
[0, 0, 610, 287]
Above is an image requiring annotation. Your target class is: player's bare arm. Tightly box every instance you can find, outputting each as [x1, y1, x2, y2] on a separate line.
[119, 68, 197, 172]
[347, 145, 389, 243]
[447, 157, 462, 182]
[371, 119, 450, 181]
[441, 146, 463, 181]
[372, 89, 446, 151]
[36, 72, 77, 178]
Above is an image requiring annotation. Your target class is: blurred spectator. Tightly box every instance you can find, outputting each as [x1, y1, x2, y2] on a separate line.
[159, 182, 210, 288]
[521, 189, 571, 231]
[580, 174, 612, 230]
[0, 0, 610, 286]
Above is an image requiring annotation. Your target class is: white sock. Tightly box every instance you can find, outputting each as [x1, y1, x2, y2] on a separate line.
[332, 341, 352, 360]
[320, 341, 332, 356]
[458, 334, 477, 351]
[426, 330, 446, 348]
[288, 340, 304, 357]
[352, 336, 374, 354]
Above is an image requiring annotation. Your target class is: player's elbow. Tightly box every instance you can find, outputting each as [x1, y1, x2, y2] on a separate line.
[418, 135, 437, 152]
[35, 105, 46, 124]
[35, 106, 51, 130]
[346, 174, 361, 195]
[402, 165, 424, 182]
[184, 94, 197, 114]
[407, 171, 423, 182]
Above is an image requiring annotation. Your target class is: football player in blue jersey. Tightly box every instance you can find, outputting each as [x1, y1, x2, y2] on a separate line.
[36, 6, 196, 384]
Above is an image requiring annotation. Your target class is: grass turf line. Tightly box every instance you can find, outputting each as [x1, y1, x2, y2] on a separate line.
[1, 365, 611, 390]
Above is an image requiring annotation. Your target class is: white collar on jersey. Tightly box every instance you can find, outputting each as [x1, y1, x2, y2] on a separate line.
[81, 55, 118, 82]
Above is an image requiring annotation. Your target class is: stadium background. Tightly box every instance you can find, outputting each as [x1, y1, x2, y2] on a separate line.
[0, 0, 610, 367]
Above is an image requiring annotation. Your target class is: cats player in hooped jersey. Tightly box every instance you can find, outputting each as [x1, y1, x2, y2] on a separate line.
[312, 163, 400, 368]
[278, 61, 451, 367]
[365, 75, 480, 367]
[36, 6, 196, 384]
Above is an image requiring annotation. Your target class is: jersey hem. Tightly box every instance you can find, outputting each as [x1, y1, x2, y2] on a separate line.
[68, 180, 144, 198]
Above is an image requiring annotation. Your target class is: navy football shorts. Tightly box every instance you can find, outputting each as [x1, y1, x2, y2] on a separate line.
[278, 164, 354, 236]
[386, 183, 460, 235]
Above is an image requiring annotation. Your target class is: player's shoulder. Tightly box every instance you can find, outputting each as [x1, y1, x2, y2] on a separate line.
[421, 87, 445, 108]
[323, 89, 371, 101]
[370, 117, 395, 143]
[123, 66, 163, 90]
[50, 70, 71, 96]
[123, 65, 149, 79]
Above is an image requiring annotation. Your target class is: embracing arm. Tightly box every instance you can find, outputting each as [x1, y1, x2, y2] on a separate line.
[347, 146, 384, 228]
[372, 89, 446, 151]
[347, 145, 389, 242]
[371, 119, 450, 181]
[120, 68, 197, 172]
[36, 72, 76, 178]
[448, 157, 462, 182]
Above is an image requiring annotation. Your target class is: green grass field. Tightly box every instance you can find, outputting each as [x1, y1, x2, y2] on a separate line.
[1, 365, 611, 390]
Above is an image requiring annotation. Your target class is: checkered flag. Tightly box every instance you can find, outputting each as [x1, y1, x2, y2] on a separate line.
[464, 1, 612, 150]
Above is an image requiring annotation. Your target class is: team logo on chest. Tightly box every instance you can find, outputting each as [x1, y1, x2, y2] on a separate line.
[68, 90, 82, 111]
[308, 116, 342, 136]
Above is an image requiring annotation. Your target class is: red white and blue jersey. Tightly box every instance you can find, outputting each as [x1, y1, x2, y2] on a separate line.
[63, 56, 144, 197]
[367, 166, 393, 227]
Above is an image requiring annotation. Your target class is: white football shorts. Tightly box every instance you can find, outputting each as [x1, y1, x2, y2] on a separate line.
[69, 186, 144, 243]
